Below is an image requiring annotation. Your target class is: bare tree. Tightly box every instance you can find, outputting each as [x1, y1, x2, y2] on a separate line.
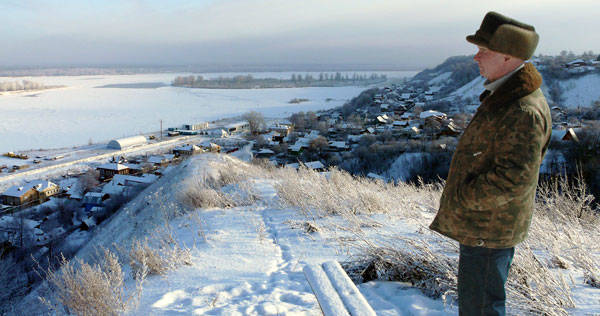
[309, 136, 329, 155]
[243, 111, 266, 135]
[79, 169, 100, 193]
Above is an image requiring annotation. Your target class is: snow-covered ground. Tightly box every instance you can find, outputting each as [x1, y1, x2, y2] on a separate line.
[559, 73, 600, 108]
[19, 154, 454, 315]
[15, 153, 600, 315]
[0, 71, 414, 153]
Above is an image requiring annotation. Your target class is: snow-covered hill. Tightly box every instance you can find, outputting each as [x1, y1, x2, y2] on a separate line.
[559, 73, 600, 108]
[18, 154, 600, 315]
[19, 154, 451, 315]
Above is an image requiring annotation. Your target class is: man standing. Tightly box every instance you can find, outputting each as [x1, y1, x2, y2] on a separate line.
[429, 12, 552, 315]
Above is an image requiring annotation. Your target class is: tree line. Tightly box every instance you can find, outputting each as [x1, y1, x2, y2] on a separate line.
[0, 80, 57, 92]
[171, 73, 387, 88]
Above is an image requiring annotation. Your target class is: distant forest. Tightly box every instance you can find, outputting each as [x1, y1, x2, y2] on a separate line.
[0, 80, 63, 92]
[171, 73, 387, 89]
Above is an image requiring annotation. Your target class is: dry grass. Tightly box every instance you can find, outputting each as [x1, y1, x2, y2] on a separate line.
[128, 232, 192, 277]
[274, 165, 441, 219]
[41, 248, 142, 316]
[179, 174, 235, 209]
[174, 156, 599, 314]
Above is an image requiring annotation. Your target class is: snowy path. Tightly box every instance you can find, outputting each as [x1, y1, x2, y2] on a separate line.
[134, 208, 325, 315]
[131, 177, 454, 315]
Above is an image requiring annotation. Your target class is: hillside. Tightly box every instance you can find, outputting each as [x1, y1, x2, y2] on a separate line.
[409, 54, 600, 108]
[19, 153, 600, 315]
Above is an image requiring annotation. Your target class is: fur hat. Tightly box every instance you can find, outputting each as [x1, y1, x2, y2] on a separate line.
[467, 11, 539, 60]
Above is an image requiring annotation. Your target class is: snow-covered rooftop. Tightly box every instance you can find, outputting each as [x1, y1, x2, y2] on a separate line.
[97, 163, 129, 171]
[419, 110, 446, 119]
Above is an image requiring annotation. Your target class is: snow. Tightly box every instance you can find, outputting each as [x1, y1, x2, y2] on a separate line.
[419, 110, 446, 119]
[386, 152, 432, 182]
[559, 73, 600, 108]
[14, 153, 600, 315]
[427, 72, 452, 86]
[449, 76, 486, 102]
[0, 72, 416, 153]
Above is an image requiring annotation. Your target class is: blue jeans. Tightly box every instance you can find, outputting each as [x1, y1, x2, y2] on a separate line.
[458, 244, 515, 316]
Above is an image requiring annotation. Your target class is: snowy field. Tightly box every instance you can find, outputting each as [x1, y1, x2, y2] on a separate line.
[0, 71, 415, 153]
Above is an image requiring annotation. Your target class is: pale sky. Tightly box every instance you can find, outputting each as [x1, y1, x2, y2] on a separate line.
[1, 0, 598, 69]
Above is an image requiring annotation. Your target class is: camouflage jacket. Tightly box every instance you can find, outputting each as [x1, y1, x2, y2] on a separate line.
[429, 63, 552, 248]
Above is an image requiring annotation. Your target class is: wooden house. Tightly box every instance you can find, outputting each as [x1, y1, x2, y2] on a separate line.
[97, 163, 129, 179]
[1, 180, 60, 206]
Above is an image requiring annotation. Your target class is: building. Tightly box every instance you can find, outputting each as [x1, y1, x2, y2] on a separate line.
[107, 136, 147, 150]
[225, 122, 250, 134]
[147, 155, 174, 167]
[182, 122, 209, 131]
[82, 192, 110, 212]
[97, 163, 129, 179]
[1, 180, 60, 206]
[255, 148, 275, 158]
[173, 144, 202, 156]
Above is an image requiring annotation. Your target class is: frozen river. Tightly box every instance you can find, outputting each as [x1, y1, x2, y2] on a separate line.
[0, 71, 415, 152]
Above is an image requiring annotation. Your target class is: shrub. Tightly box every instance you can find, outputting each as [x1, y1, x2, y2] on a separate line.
[128, 233, 192, 277]
[42, 249, 142, 316]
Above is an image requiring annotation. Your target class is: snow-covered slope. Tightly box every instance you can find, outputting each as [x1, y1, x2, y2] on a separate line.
[449, 76, 486, 102]
[18, 154, 600, 315]
[559, 73, 600, 108]
[20, 154, 452, 315]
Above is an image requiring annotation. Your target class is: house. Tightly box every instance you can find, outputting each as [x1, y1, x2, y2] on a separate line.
[376, 115, 391, 124]
[102, 174, 158, 196]
[255, 148, 275, 158]
[269, 124, 292, 137]
[393, 120, 409, 128]
[328, 141, 349, 152]
[199, 141, 221, 153]
[97, 163, 129, 179]
[440, 121, 462, 137]
[565, 59, 586, 68]
[347, 135, 363, 143]
[285, 161, 326, 172]
[1, 180, 60, 206]
[82, 192, 110, 212]
[173, 144, 202, 156]
[147, 154, 174, 167]
[419, 110, 446, 120]
[225, 122, 249, 134]
[552, 128, 580, 142]
[182, 122, 209, 131]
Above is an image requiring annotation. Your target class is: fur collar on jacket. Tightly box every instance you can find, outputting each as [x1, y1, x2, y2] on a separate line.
[478, 63, 542, 108]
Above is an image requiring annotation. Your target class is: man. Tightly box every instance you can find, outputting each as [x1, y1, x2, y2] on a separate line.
[429, 12, 552, 315]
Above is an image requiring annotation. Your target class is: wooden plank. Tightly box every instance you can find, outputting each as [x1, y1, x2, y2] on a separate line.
[303, 264, 350, 316]
[322, 261, 376, 316]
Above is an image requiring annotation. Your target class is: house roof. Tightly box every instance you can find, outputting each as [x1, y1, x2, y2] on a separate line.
[174, 144, 200, 151]
[420, 110, 446, 119]
[257, 148, 275, 155]
[285, 161, 325, 170]
[329, 141, 347, 149]
[2, 180, 58, 197]
[112, 174, 158, 186]
[98, 163, 129, 171]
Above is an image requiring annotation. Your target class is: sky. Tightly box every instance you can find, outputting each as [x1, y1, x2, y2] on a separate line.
[1, 0, 599, 70]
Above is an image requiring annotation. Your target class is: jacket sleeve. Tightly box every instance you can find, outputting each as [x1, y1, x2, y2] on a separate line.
[457, 107, 547, 211]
